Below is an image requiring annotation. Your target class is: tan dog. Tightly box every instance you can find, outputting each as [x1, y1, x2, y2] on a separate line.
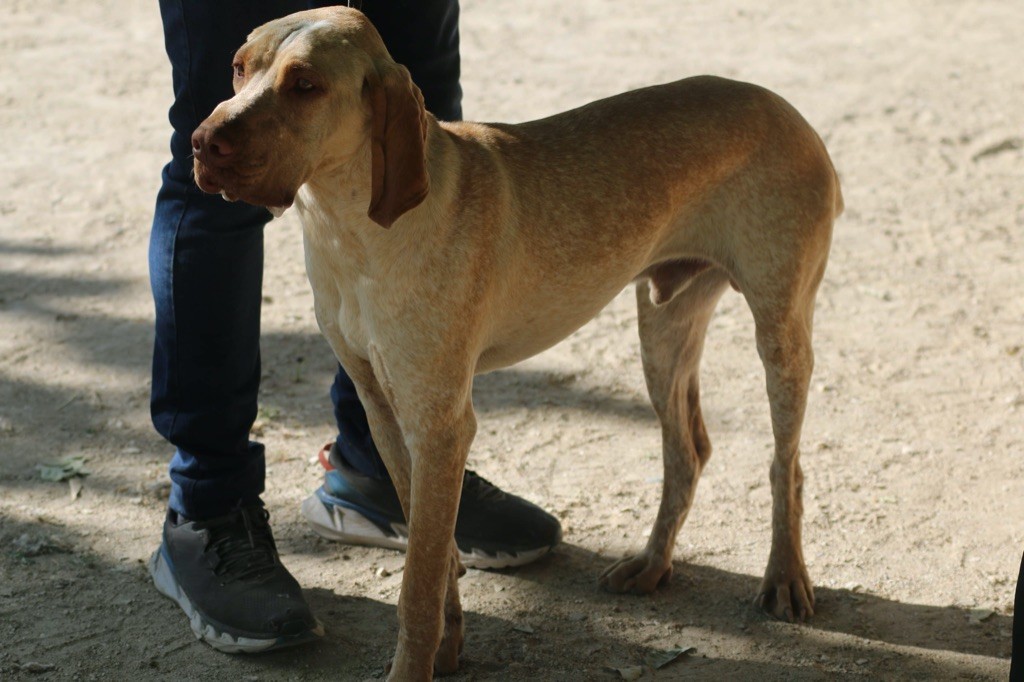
[191, 7, 841, 680]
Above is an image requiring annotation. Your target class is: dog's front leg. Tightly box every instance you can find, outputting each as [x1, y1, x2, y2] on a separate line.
[313, 335, 466, 677]
[434, 544, 466, 673]
[383, 381, 476, 681]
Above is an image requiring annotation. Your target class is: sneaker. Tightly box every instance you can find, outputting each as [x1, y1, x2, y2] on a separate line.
[301, 443, 562, 569]
[149, 505, 323, 653]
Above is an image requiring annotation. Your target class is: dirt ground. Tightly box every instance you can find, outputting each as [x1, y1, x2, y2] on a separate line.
[1, 0, 1022, 679]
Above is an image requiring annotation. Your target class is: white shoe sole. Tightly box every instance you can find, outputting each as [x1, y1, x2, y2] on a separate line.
[300, 492, 553, 570]
[148, 547, 324, 653]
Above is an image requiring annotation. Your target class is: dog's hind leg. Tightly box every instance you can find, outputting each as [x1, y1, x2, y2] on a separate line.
[744, 235, 830, 622]
[600, 268, 729, 594]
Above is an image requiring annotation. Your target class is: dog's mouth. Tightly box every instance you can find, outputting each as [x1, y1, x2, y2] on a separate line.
[194, 161, 294, 212]
[194, 160, 261, 190]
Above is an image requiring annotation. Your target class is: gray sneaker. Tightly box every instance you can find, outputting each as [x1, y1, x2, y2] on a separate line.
[301, 442, 562, 569]
[149, 505, 323, 653]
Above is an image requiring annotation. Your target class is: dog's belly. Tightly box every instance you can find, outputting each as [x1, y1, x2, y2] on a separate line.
[474, 281, 630, 374]
[476, 328, 584, 374]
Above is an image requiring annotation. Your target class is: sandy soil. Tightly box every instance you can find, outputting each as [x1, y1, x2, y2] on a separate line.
[1, 0, 1022, 679]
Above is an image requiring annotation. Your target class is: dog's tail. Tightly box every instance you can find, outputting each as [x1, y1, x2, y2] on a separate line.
[818, 132, 844, 219]
[831, 163, 845, 219]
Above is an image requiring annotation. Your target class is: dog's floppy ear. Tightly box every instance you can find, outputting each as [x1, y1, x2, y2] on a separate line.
[365, 62, 429, 228]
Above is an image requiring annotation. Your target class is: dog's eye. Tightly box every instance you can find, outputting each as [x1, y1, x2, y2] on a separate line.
[296, 78, 315, 91]
[233, 63, 245, 79]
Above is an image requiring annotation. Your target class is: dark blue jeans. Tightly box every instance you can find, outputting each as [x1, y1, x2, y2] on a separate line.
[150, 0, 461, 520]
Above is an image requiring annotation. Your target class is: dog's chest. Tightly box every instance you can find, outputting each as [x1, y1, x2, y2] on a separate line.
[299, 213, 373, 357]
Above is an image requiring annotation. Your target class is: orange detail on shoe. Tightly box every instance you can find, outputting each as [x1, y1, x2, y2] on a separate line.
[317, 442, 335, 471]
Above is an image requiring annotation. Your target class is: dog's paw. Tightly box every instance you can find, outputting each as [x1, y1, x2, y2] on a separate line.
[433, 609, 464, 675]
[598, 552, 672, 594]
[434, 650, 461, 676]
[755, 565, 815, 622]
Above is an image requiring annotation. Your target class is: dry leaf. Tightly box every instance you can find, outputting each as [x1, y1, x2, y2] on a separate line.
[37, 455, 91, 481]
[646, 646, 696, 669]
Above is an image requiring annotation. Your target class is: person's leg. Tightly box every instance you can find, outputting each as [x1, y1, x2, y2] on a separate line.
[302, 1, 563, 569]
[151, 0, 303, 520]
[323, 0, 462, 479]
[363, 0, 463, 121]
[149, 0, 320, 652]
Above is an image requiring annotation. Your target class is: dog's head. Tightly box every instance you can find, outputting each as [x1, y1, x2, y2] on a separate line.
[191, 7, 429, 227]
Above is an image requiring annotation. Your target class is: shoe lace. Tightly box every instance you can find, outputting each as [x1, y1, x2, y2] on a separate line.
[204, 508, 279, 583]
[463, 470, 506, 503]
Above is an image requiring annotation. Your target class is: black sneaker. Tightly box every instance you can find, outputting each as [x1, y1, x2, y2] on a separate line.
[301, 443, 562, 569]
[149, 505, 323, 653]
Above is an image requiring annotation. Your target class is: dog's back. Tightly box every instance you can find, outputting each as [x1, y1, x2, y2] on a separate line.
[439, 76, 841, 369]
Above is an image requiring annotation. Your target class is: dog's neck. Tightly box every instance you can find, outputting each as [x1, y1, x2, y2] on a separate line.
[297, 117, 457, 237]
[297, 153, 373, 228]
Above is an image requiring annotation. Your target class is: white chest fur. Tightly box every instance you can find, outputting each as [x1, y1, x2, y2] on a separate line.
[296, 188, 373, 360]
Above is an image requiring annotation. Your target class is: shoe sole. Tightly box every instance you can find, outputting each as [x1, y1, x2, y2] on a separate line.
[148, 546, 324, 654]
[301, 491, 553, 570]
